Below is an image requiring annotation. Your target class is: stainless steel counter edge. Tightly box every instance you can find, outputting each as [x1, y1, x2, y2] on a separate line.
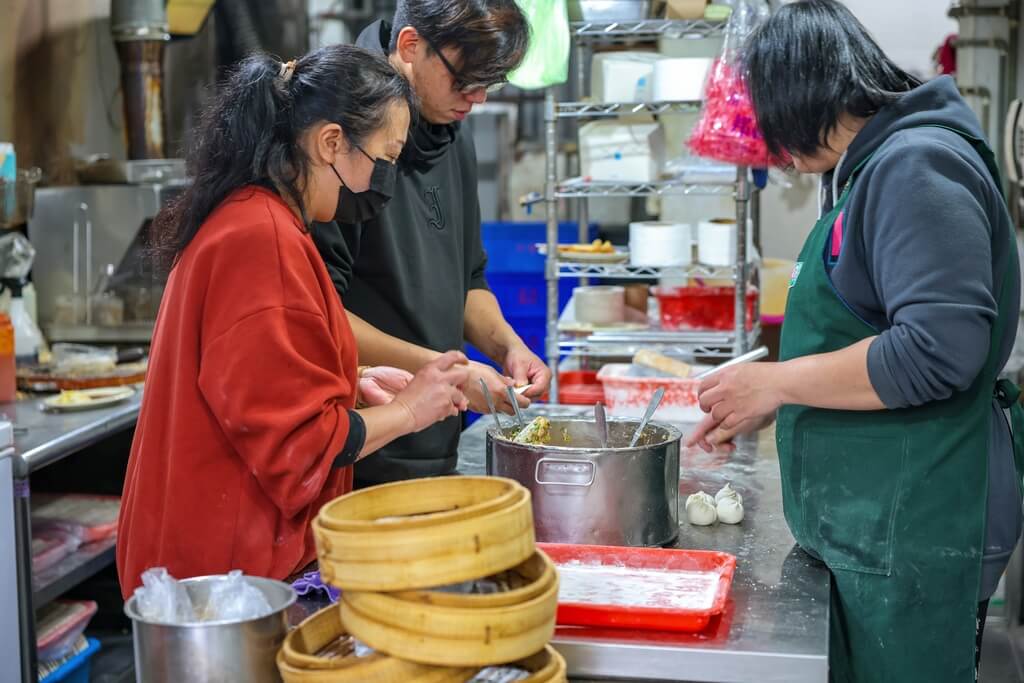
[557, 639, 829, 682]
[9, 391, 143, 477]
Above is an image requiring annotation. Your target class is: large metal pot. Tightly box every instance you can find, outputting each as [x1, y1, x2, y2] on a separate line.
[125, 575, 296, 683]
[486, 418, 681, 547]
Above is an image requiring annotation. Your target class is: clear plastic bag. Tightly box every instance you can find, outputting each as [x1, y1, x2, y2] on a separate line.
[0, 232, 34, 280]
[688, 0, 788, 168]
[50, 343, 117, 376]
[201, 570, 274, 621]
[134, 568, 195, 624]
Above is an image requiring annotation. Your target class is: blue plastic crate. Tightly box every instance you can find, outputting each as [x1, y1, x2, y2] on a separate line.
[40, 638, 101, 683]
[465, 315, 547, 369]
[487, 274, 576, 319]
[482, 221, 597, 274]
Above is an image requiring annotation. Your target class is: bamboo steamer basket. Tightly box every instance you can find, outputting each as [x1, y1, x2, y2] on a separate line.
[315, 486, 532, 562]
[340, 596, 555, 667]
[316, 478, 536, 591]
[276, 605, 475, 683]
[339, 554, 559, 667]
[318, 476, 520, 532]
[393, 550, 556, 609]
[515, 645, 567, 683]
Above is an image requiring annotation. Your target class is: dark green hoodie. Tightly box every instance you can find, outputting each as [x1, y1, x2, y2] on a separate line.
[311, 20, 489, 484]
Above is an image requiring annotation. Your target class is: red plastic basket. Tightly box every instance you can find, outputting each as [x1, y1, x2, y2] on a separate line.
[653, 285, 758, 332]
[539, 542, 736, 633]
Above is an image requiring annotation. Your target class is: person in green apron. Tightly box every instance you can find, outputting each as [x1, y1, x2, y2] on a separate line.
[686, 2, 1024, 681]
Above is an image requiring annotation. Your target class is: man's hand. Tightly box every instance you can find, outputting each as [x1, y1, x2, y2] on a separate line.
[462, 361, 529, 415]
[503, 345, 552, 400]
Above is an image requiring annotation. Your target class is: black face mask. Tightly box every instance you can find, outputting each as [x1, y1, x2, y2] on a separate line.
[331, 145, 396, 224]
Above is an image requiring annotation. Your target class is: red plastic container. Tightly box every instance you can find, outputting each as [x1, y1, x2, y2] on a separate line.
[557, 370, 604, 405]
[539, 542, 736, 633]
[654, 285, 758, 332]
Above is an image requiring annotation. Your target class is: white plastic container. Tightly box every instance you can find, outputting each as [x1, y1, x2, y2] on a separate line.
[580, 121, 664, 182]
[591, 52, 664, 103]
[597, 363, 706, 422]
[574, 286, 626, 325]
[629, 221, 692, 267]
[652, 58, 713, 102]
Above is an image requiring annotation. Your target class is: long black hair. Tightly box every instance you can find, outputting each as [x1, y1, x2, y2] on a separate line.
[744, 0, 921, 158]
[154, 44, 413, 269]
[389, 0, 529, 86]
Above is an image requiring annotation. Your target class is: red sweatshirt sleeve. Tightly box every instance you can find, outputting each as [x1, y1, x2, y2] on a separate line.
[198, 305, 354, 519]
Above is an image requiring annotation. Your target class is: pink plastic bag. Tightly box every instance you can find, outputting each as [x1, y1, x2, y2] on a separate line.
[688, 1, 789, 168]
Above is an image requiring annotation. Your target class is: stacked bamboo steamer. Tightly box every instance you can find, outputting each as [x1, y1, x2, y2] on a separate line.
[277, 476, 566, 683]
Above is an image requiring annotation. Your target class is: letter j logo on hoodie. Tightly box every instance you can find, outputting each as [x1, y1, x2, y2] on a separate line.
[425, 186, 445, 231]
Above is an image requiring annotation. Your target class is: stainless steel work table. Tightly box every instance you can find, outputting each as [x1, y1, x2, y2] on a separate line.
[2, 389, 143, 683]
[458, 405, 830, 683]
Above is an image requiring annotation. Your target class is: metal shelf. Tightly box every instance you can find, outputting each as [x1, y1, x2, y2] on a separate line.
[556, 261, 744, 280]
[556, 100, 702, 118]
[555, 179, 736, 198]
[559, 326, 761, 359]
[33, 535, 117, 608]
[571, 19, 726, 43]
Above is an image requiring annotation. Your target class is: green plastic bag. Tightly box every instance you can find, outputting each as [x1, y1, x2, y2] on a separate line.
[508, 0, 570, 90]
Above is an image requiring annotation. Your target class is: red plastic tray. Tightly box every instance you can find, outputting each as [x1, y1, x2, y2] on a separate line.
[539, 543, 737, 633]
[557, 370, 604, 405]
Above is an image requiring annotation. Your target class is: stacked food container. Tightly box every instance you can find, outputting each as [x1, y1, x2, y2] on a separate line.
[278, 476, 566, 682]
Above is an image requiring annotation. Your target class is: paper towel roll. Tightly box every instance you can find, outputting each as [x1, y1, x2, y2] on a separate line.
[697, 218, 755, 267]
[653, 58, 713, 102]
[629, 221, 692, 267]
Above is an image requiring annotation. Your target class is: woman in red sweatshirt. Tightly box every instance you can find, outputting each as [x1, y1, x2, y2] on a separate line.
[117, 45, 470, 597]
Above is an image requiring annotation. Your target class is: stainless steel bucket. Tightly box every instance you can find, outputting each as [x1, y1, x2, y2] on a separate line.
[125, 575, 296, 683]
[486, 418, 681, 546]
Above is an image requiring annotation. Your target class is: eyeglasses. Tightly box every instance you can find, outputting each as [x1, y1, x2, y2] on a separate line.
[420, 34, 507, 95]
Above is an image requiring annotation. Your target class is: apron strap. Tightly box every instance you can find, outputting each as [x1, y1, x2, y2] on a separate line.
[995, 378, 1024, 498]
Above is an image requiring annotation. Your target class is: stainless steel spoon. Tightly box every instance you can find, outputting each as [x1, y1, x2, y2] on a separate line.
[480, 379, 502, 432]
[630, 387, 665, 448]
[594, 401, 608, 448]
[506, 385, 526, 428]
[693, 346, 769, 380]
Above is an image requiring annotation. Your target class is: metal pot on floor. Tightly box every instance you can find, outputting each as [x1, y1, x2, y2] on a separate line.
[486, 418, 681, 547]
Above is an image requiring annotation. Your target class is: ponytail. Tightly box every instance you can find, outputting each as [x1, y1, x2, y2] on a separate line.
[153, 45, 413, 270]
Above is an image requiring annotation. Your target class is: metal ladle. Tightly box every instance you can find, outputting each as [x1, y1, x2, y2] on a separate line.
[480, 379, 503, 432]
[630, 387, 665, 448]
[594, 401, 608, 448]
[506, 385, 526, 429]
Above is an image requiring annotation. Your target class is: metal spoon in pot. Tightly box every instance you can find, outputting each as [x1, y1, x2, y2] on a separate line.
[480, 379, 503, 432]
[594, 401, 608, 448]
[630, 387, 665, 448]
[506, 385, 526, 428]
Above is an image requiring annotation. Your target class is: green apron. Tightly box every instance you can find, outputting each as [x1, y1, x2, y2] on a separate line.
[776, 126, 1024, 682]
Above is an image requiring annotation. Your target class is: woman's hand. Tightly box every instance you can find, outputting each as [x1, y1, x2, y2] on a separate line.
[686, 411, 777, 452]
[358, 366, 413, 406]
[393, 351, 471, 432]
[687, 363, 786, 451]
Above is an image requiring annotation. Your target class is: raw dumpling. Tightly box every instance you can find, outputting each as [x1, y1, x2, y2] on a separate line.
[716, 497, 744, 524]
[685, 492, 718, 526]
[715, 482, 742, 505]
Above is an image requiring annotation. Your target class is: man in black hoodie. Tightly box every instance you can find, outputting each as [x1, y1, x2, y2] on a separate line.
[312, 0, 541, 485]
